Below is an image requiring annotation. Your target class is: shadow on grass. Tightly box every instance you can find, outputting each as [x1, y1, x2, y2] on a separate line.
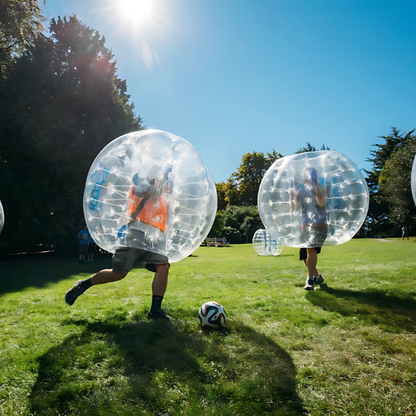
[29, 314, 306, 415]
[0, 254, 111, 296]
[306, 284, 416, 332]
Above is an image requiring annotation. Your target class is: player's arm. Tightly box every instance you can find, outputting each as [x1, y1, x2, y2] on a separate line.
[315, 184, 327, 207]
[311, 169, 327, 207]
[290, 189, 301, 211]
[289, 177, 300, 212]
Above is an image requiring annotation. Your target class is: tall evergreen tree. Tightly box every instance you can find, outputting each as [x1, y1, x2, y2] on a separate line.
[295, 142, 330, 153]
[0, 16, 143, 255]
[378, 139, 416, 232]
[364, 127, 415, 237]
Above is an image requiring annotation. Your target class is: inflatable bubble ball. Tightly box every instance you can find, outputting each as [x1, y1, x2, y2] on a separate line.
[83, 129, 217, 263]
[0, 200, 4, 234]
[258, 150, 369, 247]
[252, 229, 283, 256]
[411, 154, 416, 205]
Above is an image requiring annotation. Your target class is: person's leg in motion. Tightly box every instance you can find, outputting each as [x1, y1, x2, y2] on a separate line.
[65, 247, 134, 306]
[90, 269, 127, 284]
[65, 269, 127, 305]
[304, 248, 323, 290]
[148, 263, 172, 320]
[306, 248, 318, 278]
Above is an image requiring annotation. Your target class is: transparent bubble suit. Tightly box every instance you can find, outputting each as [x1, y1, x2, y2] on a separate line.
[411, 154, 416, 205]
[83, 130, 217, 263]
[0, 200, 4, 234]
[258, 151, 369, 247]
[252, 229, 283, 256]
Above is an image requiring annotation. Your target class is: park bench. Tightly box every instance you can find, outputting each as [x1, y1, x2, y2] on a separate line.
[205, 237, 230, 247]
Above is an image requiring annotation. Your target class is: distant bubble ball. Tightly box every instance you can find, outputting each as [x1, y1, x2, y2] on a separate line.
[0, 200, 4, 234]
[83, 129, 217, 263]
[258, 151, 369, 247]
[411, 154, 416, 205]
[252, 229, 283, 256]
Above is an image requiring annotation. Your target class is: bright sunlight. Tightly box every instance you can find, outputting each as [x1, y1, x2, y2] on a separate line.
[118, 0, 154, 25]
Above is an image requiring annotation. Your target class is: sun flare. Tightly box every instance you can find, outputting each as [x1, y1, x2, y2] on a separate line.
[118, 0, 154, 24]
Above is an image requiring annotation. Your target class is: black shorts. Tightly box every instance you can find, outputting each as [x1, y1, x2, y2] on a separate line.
[112, 247, 169, 274]
[300, 225, 327, 247]
[299, 247, 321, 261]
[299, 225, 327, 261]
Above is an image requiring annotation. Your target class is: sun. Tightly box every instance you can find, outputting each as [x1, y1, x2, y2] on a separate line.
[118, 0, 154, 24]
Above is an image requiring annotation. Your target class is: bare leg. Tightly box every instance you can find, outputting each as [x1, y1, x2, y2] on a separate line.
[152, 264, 170, 296]
[306, 248, 319, 278]
[90, 269, 127, 285]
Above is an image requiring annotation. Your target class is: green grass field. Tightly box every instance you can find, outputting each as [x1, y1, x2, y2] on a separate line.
[1, 239, 416, 415]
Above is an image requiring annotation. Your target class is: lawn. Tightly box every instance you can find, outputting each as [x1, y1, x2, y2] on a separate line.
[1, 238, 415, 415]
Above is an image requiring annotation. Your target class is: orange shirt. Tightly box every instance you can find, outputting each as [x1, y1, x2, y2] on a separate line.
[128, 187, 167, 232]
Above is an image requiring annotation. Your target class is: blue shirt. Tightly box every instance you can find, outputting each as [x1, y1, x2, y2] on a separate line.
[78, 230, 89, 245]
[297, 185, 327, 225]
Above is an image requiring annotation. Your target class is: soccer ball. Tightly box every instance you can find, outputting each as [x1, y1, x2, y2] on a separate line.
[199, 301, 227, 328]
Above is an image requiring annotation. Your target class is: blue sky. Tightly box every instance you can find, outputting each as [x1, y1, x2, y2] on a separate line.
[42, 0, 416, 183]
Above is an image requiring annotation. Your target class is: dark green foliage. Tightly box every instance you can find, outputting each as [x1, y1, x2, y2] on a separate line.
[365, 127, 416, 237]
[295, 142, 331, 153]
[212, 151, 282, 244]
[215, 182, 227, 210]
[211, 206, 262, 243]
[378, 139, 416, 231]
[0, 16, 143, 255]
[223, 150, 283, 207]
[0, 0, 44, 77]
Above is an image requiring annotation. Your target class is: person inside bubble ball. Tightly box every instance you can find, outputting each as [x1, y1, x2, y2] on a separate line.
[65, 165, 173, 320]
[292, 167, 328, 290]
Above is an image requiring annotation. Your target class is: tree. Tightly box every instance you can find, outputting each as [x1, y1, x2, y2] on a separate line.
[366, 127, 415, 194]
[212, 206, 262, 243]
[215, 182, 227, 210]
[0, 0, 44, 77]
[0, 16, 143, 255]
[296, 142, 330, 154]
[365, 127, 415, 237]
[224, 150, 283, 207]
[378, 139, 416, 232]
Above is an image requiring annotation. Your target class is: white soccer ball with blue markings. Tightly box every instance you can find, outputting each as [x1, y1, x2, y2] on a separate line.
[258, 151, 369, 247]
[83, 130, 217, 263]
[199, 301, 227, 329]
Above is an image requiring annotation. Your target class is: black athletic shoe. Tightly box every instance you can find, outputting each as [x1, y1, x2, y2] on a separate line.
[147, 308, 173, 321]
[65, 280, 87, 306]
[314, 274, 324, 285]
